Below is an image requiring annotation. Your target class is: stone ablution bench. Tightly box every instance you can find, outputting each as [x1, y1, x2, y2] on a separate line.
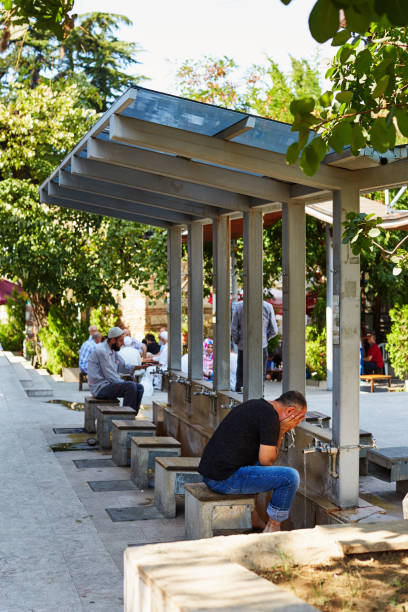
[184, 482, 256, 540]
[96, 405, 137, 450]
[84, 395, 119, 433]
[154, 456, 203, 518]
[368, 446, 408, 495]
[112, 419, 156, 466]
[130, 436, 181, 489]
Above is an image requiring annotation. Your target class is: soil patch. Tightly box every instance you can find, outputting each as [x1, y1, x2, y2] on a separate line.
[254, 550, 408, 611]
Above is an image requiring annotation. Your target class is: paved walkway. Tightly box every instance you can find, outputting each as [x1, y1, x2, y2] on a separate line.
[1, 353, 406, 610]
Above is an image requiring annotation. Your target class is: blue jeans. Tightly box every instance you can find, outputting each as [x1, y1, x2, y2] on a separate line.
[96, 381, 144, 414]
[204, 465, 299, 522]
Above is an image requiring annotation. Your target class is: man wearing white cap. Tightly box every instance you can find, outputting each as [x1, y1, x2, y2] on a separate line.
[158, 330, 168, 370]
[87, 327, 144, 413]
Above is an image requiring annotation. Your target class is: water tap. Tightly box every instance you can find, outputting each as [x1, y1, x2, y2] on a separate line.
[220, 398, 239, 410]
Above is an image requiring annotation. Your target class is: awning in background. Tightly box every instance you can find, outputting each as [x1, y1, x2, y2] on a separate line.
[0, 280, 22, 305]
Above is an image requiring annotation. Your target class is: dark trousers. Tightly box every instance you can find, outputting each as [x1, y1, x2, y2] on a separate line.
[363, 361, 380, 374]
[235, 347, 268, 392]
[96, 381, 144, 414]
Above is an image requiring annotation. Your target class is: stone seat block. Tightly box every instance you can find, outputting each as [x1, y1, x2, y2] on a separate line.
[84, 395, 119, 433]
[96, 405, 136, 450]
[184, 482, 255, 540]
[368, 446, 408, 495]
[112, 419, 156, 466]
[130, 436, 181, 489]
[154, 457, 202, 518]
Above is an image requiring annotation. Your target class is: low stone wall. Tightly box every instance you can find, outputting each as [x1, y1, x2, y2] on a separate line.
[124, 520, 408, 611]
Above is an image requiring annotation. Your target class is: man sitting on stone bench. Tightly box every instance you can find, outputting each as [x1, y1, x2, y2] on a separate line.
[87, 327, 144, 414]
[198, 390, 307, 533]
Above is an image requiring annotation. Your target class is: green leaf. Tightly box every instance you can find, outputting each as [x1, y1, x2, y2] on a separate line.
[351, 124, 366, 154]
[339, 46, 354, 64]
[393, 267, 402, 276]
[309, 0, 340, 43]
[368, 228, 381, 237]
[328, 122, 352, 154]
[286, 142, 300, 165]
[319, 90, 333, 107]
[354, 49, 372, 77]
[299, 142, 320, 176]
[369, 117, 396, 153]
[372, 74, 390, 98]
[395, 109, 408, 137]
[344, 7, 372, 33]
[336, 91, 353, 104]
[290, 97, 315, 115]
[331, 29, 351, 46]
[310, 136, 327, 162]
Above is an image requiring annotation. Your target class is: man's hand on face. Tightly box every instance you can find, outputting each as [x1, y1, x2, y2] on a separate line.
[279, 408, 306, 433]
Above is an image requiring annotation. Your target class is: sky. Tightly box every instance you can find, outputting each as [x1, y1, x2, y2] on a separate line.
[74, 0, 334, 93]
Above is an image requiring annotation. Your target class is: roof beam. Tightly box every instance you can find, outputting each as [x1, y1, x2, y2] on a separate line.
[48, 183, 194, 225]
[109, 115, 353, 190]
[213, 116, 255, 140]
[87, 137, 290, 202]
[355, 158, 408, 192]
[59, 169, 223, 219]
[76, 152, 250, 212]
[40, 190, 171, 228]
[38, 88, 138, 191]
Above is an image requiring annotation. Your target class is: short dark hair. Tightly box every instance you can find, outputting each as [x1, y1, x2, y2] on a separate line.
[146, 333, 156, 342]
[276, 390, 307, 410]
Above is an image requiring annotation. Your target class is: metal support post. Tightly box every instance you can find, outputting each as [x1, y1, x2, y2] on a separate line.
[187, 221, 203, 380]
[331, 186, 360, 508]
[326, 224, 333, 391]
[213, 216, 231, 390]
[167, 227, 182, 371]
[243, 209, 263, 401]
[282, 201, 306, 395]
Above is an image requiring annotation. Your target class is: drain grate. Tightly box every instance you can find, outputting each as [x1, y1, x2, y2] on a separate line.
[88, 480, 137, 492]
[74, 458, 114, 469]
[106, 506, 165, 521]
[50, 442, 100, 452]
[53, 427, 85, 434]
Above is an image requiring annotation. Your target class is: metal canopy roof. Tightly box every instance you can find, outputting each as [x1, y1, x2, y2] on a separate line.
[40, 86, 408, 227]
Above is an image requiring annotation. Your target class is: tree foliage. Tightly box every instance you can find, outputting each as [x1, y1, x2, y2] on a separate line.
[176, 55, 325, 293]
[0, 288, 26, 351]
[1, 0, 75, 48]
[0, 11, 142, 110]
[386, 304, 408, 380]
[0, 83, 167, 332]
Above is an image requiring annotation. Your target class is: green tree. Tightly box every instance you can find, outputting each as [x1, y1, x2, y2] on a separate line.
[176, 55, 326, 295]
[0, 287, 26, 351]
[386, 305, 408, 380]
[1, 0, 75, 48]
[0, 83, 168, 333]
[0, 11, 142, 110]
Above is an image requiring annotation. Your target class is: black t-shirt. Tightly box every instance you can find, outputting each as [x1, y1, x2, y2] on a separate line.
[198, 398, 280, 480]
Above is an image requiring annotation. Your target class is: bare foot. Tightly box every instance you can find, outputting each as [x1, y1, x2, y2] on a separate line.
[262, 518, 281, 533]
[251, 509, 266, 530]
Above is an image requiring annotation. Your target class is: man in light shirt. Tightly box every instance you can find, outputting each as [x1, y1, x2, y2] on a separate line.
[79, 332, 102, 375]
[231, 299, 278, 392]
[87, 327, 144, 413]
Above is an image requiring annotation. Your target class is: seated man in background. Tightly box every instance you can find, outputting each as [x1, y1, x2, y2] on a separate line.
[79, 331, 102, 375]
[87, 327, 144, 413]
[143, 333, 161, 356]
[123, 328, 147, 359]
[363, 332, 384, 374]
[198, 390, 307, 533]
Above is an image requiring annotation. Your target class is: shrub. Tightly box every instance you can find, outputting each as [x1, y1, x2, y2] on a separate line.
[0, 289, 26, 352]
[39, 303, 87, 374]
[387, 305, 408, 380]
[305, 326, 326, 380]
